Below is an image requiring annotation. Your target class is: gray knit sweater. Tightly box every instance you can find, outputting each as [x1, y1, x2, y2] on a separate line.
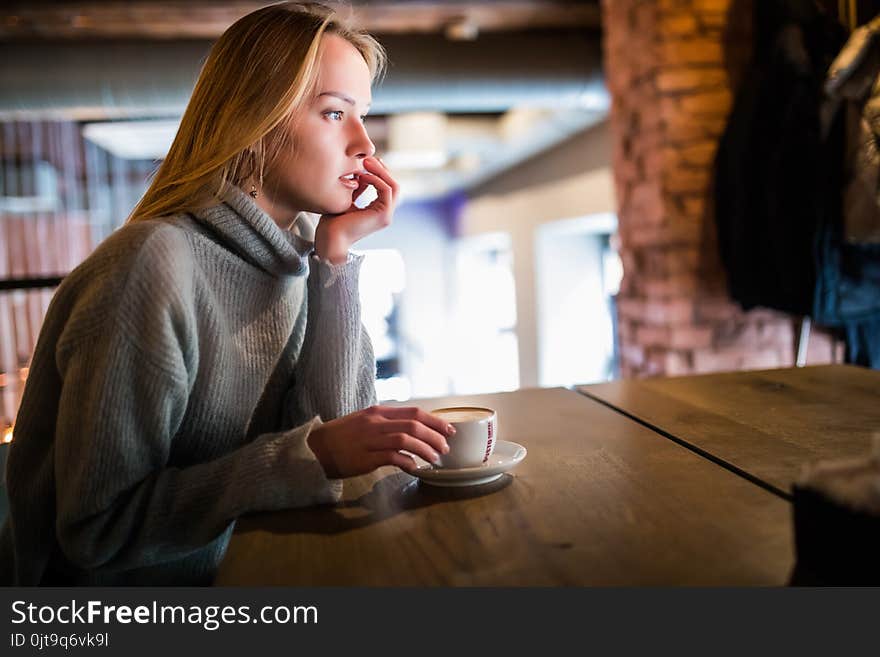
[0, 187, 377, 585]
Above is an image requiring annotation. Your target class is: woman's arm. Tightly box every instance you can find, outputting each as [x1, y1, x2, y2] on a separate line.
[287, 154, 400, 424]
[282, 156, 453, 478]
[287, 253, 378, 428]
[44, 298, 338, 574]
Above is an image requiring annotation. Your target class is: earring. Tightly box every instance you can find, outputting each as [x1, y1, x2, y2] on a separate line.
[250, 184, 258, 199]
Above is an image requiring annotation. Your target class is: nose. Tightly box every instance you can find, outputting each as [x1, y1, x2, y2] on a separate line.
[347, 119, 375, 160]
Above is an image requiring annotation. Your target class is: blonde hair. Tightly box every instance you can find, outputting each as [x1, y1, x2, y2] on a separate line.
[128, 2, 385, 222]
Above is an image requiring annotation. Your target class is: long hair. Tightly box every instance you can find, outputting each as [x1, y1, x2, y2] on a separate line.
[128, 2, 385, 222]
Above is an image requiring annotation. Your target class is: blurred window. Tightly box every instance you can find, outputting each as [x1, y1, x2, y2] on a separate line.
[535, 213, 620, 386]
[449, 233, 519, 394]
[357, 248, 410, 401]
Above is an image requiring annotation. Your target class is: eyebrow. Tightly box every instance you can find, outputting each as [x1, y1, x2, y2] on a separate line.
[317, 91, 371, 109]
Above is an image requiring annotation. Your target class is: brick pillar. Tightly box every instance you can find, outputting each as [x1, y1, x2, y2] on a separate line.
[602, 0, 841, 377]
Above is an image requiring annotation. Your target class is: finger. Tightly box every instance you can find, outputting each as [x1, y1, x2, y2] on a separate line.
[348, 172, 391, 219]
[369, 432, 441, 465]
[387, 451, 418, 473]
[363, 156, 399, 194]
[379, 419, 449, 454]
[356, 171, 392, 207]
[351, 177, 370, 202]
[319, 202, 389, 242]
[378, 406, 456, 439]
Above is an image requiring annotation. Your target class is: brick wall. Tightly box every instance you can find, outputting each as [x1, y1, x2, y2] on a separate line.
[602, 0, 843, 377]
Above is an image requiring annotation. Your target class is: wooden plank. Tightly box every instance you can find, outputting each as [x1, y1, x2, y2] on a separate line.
[0, 2, 601, 40]
[216, 387, 793, 586]
[578, 365, 880, 496]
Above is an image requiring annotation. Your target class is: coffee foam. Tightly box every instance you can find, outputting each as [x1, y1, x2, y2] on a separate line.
[432, 407, 493, 423]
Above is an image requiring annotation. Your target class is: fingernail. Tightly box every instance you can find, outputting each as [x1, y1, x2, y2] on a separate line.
[441, 441, 450, 454]
[446, 424, 456, 435]
[431, 452, 442, 465]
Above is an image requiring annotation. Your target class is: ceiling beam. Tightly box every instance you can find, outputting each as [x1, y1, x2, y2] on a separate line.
[1, 1, 601, 40]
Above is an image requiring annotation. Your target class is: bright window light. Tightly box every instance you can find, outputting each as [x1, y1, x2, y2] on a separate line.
[449, 233, 519, 394]
[357, 249, 411, 399]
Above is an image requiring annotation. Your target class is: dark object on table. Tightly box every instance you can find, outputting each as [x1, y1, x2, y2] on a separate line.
[789, 453, 880, 585]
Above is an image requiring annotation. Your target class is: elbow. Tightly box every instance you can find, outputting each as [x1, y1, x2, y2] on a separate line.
[56, 514, 126, 570]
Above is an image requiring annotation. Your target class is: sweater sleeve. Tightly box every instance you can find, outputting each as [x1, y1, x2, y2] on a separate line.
[287, 253, 379, 426]
[52, 302, 340, 574]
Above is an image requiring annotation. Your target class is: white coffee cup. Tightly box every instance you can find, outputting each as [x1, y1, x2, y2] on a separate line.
[431, 406, 497, 469]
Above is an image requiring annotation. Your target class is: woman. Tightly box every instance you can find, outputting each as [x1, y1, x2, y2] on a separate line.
[0, 2, 453, 586]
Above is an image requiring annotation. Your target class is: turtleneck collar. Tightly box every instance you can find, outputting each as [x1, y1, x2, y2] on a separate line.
[190, 186, 313, 277]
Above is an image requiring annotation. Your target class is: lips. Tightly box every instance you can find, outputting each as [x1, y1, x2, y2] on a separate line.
[339, 171, 362, 189]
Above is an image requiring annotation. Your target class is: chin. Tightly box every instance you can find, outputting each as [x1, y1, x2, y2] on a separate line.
[318, 194, 355, 215]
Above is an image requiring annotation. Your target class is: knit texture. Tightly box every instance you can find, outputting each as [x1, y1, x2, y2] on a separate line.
[0, 187, 377, 585]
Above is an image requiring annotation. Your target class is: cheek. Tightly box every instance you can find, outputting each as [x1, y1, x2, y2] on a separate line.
[288, 139, 336, 182]
[274, 156, 320, 197]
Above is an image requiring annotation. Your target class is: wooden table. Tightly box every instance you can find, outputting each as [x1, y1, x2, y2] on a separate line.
[577, 364, 880, 498]
[216, 386, 793, 585]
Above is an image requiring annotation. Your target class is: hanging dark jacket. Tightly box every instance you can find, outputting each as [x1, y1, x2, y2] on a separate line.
[815, 16, 880, 367]
[825, 14, 880, 244]
[714, 0, 846, 316]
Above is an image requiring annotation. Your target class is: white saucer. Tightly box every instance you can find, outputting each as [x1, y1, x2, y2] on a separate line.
[409, 440, 527, 487]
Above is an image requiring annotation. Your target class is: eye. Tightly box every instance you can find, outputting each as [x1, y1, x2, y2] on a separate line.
[360, 115, 368, 124]
[324, 110, 344, 121]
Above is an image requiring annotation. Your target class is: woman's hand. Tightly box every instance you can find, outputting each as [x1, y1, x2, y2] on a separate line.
[314, 156, 398, 264]
[306, 405, 455, 478]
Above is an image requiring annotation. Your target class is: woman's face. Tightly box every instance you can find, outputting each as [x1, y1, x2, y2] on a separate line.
[259, 33, 376, 221]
